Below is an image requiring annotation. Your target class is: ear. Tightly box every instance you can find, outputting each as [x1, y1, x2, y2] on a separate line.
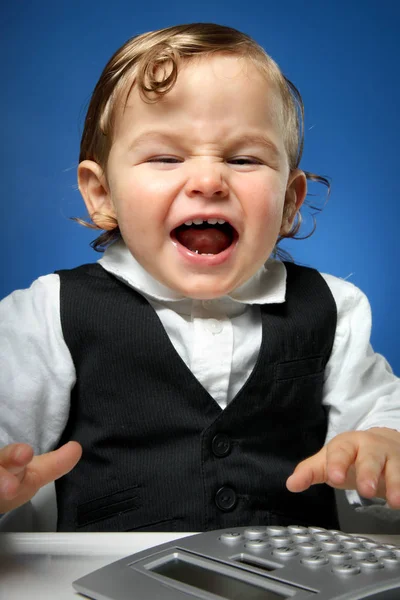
[78, 160, 117, 230]
[280, 169, 307, 236]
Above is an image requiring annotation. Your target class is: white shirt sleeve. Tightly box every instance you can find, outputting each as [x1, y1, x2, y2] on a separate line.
[321, 273, 400, 442]
[0, 274, 75, 455]
[321, 274, 400, 513]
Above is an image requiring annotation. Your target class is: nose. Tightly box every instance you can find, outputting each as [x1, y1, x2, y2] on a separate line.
[185, 162, 229, 199]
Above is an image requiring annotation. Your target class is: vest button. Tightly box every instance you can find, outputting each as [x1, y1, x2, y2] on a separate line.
[215, 486, 237, 511]
[212, 434, 231, 457]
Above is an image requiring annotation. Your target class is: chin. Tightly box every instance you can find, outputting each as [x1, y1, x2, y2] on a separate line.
[175, 279, 236, 300]
[186, 290, 227, 300]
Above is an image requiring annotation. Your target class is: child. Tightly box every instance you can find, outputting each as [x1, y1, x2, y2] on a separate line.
[0, 23, 399, 532]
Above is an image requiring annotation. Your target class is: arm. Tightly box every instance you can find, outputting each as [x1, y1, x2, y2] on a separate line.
[287, 274, 400, 508]
[322, 274, 399, 440]
[0, 275, 79, 512]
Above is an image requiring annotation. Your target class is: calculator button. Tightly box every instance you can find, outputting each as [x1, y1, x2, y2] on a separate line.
[372, 546, 393, 558]
[320, 540, 342, 551]
[351, 548, 373, 560]
[297, 543, 321, 555]
[266, 526, 287, 536]
[292, 534, 314, 544]
[342, 540, 362, 549]
[382, 553, 400, 567]
[301, 554, 329, 567]
[219, 532, 243, 544]
[269, 536, 293, 548]
[334, 534, 353, 541]
[245, 539, 270, 550]
[326, 551, 352, 563]
[244, 527, 266, 540]
[362, 541, 380, 550]
[273, 546, 299, 558]
[332, 563, 361, 576]
[313, 533, 334, 541]
[287, 525, 308, 535]
[359, 558, 383, 572]
[308, 527, 327, 534]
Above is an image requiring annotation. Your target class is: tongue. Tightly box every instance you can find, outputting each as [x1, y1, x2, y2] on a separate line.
[177, 227, 231, 254]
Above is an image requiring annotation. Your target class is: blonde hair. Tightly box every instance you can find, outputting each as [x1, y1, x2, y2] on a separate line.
[77, 22, 329, 251]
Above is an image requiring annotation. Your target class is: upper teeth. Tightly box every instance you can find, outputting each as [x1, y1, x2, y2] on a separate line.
[184, 218, 226, 226]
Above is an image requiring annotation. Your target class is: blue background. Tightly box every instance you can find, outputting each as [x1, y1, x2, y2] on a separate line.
[1, 1, 399, 374]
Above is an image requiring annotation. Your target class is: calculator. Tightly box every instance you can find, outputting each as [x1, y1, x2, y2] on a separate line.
[73, 524, 400, 600]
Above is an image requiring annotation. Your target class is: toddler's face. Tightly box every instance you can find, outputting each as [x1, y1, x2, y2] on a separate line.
[81, 54, 306, 299]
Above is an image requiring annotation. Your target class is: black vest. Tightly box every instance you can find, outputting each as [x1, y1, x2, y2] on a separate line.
[55, 262, 339, 532]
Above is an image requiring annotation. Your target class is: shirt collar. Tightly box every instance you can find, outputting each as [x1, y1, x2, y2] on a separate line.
[98, 240, 287, 315]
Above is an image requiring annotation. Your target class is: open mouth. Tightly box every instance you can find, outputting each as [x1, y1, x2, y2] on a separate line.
[172, 218, 237, 255]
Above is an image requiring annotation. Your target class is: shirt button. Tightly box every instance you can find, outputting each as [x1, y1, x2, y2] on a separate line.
[215, 486, 237, 511]
[211, 434, 231, 457]
[206, 319, 223, 334]
[202, 300, 214, 309]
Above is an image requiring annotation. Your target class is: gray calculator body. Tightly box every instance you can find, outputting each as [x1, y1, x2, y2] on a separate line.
[73, 525, 400, 600]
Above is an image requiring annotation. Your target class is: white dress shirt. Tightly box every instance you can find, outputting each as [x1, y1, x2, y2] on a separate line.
[1, 240, 399, 514]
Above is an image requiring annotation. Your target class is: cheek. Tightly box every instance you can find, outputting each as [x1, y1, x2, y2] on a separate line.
[110, 175, 172, 226]
[241, 177, 286, 225]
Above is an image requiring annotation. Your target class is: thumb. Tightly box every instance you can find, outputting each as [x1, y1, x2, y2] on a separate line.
[26, 441, 82, 490]
[0, 441, 82, 513]
[286, 447, 328, 493]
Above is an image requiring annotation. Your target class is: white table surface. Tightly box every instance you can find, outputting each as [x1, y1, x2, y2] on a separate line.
[1, 532, 399, 600]
[0, 532, 192, 600]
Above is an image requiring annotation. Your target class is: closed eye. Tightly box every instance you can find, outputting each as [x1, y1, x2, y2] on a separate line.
[227, 157, 263, 165]
[147, 156, 182, 164]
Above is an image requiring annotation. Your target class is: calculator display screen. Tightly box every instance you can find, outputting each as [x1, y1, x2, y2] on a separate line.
[151, 557, 293, 600]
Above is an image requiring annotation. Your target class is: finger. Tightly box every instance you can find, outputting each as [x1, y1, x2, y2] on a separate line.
[0, 465, 26, 500]
[325, 439, 358, 487]
[286, 448, 328, 492]
[0, 443, 34, 474]
[353, 451, 387, 499]
[0, 442, 82, 513]
[0, 445, 34, 500]
[1, 442, 82, 504]
[27, 441, 82, 489]
[383, 457, 400, 509]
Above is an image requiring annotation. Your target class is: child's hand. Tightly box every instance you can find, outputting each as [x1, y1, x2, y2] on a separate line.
[0, 441, 82, 513]
[286, 427, 400, 509]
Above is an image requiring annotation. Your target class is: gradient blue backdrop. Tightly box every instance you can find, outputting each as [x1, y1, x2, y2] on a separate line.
[1, 1, 399, 374]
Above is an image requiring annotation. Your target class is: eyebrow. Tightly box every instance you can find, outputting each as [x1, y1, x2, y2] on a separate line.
[128, 130, 282, 158]
[227, 134, 282, 158]
[128, 131, 177, 150]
